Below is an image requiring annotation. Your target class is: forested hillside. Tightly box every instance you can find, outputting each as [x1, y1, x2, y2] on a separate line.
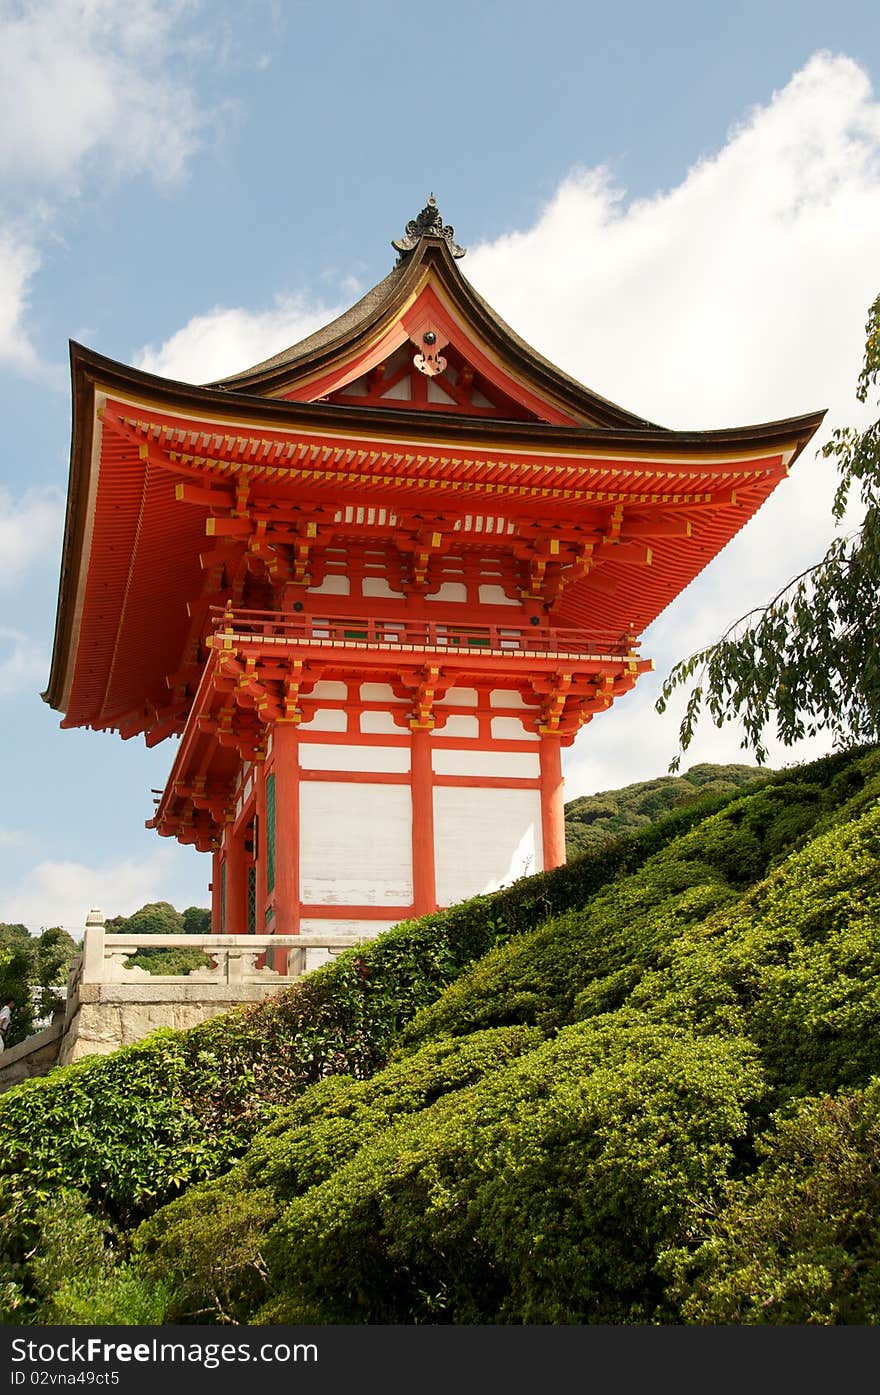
[564, 762, 769, 855]
[1, 747, 879, 1325]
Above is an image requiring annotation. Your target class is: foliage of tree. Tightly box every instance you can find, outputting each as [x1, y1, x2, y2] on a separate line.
[658, 295, 880, 765]
[0, 926, 77, 1046]
[564, 762, 768, 856]
[106, 901, 212, 977]
[0, 926, 30, 946]
[106, 902, 184, 937]
[181, 907, 211, 936]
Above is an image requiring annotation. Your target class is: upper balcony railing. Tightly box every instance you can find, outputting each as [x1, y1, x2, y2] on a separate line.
[210, 608, 639, 661]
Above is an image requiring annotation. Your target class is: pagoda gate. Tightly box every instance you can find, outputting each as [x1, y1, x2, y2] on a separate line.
[45, 199, 823, 965]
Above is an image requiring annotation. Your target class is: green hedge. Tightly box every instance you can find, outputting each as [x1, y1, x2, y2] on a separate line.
[125, 747, 880, 1326]
[0, 774, 765, 1239]
[3, 744, 878, 1324]
[661, 1082, 880, 1324]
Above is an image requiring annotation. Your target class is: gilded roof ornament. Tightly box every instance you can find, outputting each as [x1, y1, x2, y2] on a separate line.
[392, 194, 466, 264]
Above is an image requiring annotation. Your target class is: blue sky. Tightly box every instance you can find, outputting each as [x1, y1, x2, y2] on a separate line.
[2, 0, 880, 934]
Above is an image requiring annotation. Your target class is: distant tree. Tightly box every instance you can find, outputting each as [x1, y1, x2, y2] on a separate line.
[0, 927, 78, 1047]
[564, 764, 767, 857]
[0, 925, 30, 947]
[181, 906, 211, 936]
[658, 295, 880, 766]
[107, 901, 212, 978]
[106, 902, 184, 937]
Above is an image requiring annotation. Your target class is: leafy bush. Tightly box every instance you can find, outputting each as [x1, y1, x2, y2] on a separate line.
[135, 1027, 540, 1323]
[661, 1083, 880, 1324]
[4, 744, 880, 1325]
[0, 777, 752, 1245]
[627, 797, 880, 1101]
[257, 1020, 763, 1324]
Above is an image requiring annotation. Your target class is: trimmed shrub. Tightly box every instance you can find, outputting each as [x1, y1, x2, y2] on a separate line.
[661, 1083, 880, 1324]
[134, 1026, 541, 1322]
[258, 1020, 763, 1324]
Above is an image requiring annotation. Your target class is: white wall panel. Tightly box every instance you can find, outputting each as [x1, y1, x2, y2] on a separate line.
[436, 687, 478, 706]
[361, 710, 406, 734]
[299, 708, 348, 732]
[310, 680, 349, 700]
[491, 716, 538, 740]
[426, 582, 467, 602]
[362, 576, 405, 598]
[432, 715, 480, 739]
[434, 787, 543, 905]
[297, 918, 397, 971]
[300, 782, 413, 905]
[479, 584, 518, 606]
[308, 574, 350, 595]
[490, 689, 529, 708]
[432, 749, 539, 778]
[300, 744, 410, 773]
[361, 682, 403, 702]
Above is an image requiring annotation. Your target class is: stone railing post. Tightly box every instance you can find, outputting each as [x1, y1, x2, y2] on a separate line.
[81, 909, 106, 985]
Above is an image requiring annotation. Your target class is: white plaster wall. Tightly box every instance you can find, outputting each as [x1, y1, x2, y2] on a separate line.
[300, 783, 413, 905]
[432, 715, 480, 739]
[308, 574, 350, 595]
[479, 584, 518, 606]
[490, 689, 529, 708]
[300, 744, 410, 773]
[361, 710, 406, 734]
[362, 576, 405, 598]
[298, 708, 348, 732]
[298, 918, 397, 970]
[310, 681, 348, 700]
[431, 749, 539, 778]
[426, 582, 468, 602]
[436, 687, 478, 706]
[434, 787, 543, 905]
[491, 716, 538, 740]
[361, 682, 404, 702]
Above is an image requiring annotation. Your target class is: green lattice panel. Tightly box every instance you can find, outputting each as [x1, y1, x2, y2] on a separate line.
[247, 864, 256, 935]
[266, 773, 276, 894]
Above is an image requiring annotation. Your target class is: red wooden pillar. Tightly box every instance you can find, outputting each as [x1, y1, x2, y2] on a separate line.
[411, 727, 437, 915]
[224, 822, 249, 935]
[210, 849, 223, 934]
[272, 723, 300, 938]
[254, 761, 268, 935]
[539, 734, 566, 871]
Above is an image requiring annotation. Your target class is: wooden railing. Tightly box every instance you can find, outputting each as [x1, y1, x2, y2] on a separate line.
[211, 608, 638, 660]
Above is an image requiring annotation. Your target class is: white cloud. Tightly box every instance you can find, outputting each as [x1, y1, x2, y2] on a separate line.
[0, 231, 40, 368]
[0, 487, 64, 585]
[459, 51, 880, 794]
[468, 52, 880, 434]
[1, 844, 197, 935]
[0, 628, 48, 699]
[0, 1, 222, 374]
[0, 0, 208, 188]
[134, 294, 340, 383]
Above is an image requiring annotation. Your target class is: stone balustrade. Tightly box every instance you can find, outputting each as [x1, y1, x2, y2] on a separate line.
[55, 919, 373, 1067]
[0, 913, 377, 1085]
[75, 925, 364, 989]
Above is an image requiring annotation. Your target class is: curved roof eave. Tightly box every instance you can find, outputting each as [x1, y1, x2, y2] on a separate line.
[62, 339, 828, 459]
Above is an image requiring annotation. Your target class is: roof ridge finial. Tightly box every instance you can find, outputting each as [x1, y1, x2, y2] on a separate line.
[392, 194, 466, 265]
